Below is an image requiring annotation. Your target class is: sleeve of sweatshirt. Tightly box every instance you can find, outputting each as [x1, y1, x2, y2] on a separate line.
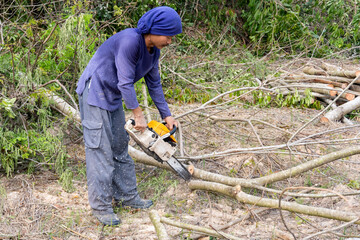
[114, 35, 140, 110]
[144, 63, 171, 119]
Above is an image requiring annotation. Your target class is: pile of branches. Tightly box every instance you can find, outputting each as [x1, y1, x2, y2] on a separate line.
[268, 62, 360, 124]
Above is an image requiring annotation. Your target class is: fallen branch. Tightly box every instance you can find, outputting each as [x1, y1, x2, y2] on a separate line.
[159, 215, 243, 240]
[253, 145, 360, 185]
[60, 225, 92, 240]
[302, 217, 360, 240]
[188, 181, 360, 225]
[149, 210, 170, 240]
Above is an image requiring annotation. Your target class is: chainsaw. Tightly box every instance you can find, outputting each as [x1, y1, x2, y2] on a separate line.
[125, 119, 191, 181]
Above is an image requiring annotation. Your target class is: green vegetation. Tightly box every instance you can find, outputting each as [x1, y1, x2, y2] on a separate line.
[1, 0, 359, 185]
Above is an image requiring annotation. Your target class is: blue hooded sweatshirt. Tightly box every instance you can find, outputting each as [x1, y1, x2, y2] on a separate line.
[76, 6, 182, 119]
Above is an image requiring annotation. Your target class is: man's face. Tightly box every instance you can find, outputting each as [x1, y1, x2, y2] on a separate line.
[149, 35, 173, 49]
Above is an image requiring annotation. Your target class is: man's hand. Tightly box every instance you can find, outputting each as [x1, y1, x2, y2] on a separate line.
[164, 116, 178, 131]
[132, 107, 147, 132]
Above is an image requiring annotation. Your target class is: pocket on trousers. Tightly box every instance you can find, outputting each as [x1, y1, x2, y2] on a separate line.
[82, 120, 102, 148]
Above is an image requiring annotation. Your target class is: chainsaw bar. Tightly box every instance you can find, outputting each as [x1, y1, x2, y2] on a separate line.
[125, 120, 191, 181]
[167, 157, 191, 181]
[130, 134, 191, 180]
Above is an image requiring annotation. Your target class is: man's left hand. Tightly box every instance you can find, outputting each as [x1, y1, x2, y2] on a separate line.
[164, 116, 178, 131]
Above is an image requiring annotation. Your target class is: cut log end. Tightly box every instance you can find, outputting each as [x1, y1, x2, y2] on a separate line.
[346, 93, 355, 101]
[188, 164, 195, 175]
[356, 70, 360, 77]
[320, 116, 330, 123]
[329, 90, 337, 97]
[233, 185, 241, 195]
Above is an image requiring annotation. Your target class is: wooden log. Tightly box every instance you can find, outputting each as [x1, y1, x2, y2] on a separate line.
[323, 96, 360, 122]
[284, 74, 360, 84]
[273, 83, 360, 101]
[345, 93, 355, 101]
[160, 216, 243, 240]
[307, 63, 358, 78]
[349, 84, 360, 92]
[320, 62, 341, 72]
[312, 78, 345, 88]
[328, 84, 337, 97]
[320, 98, 353, 125]
[303, 66, 327, 76]
[42, 88, 81, 124]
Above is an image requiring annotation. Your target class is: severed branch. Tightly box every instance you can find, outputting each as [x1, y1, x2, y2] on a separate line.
[253, 145, 360, 185]
[149, 210, 170, 240]
[323, 96, 360, 122]
[188, 180, 360, 225]
[159, 215, 243, 240]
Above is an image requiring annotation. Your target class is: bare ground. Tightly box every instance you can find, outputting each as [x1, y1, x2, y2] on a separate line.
[2, 102, 360, 240]
[3, 56, 360, 239]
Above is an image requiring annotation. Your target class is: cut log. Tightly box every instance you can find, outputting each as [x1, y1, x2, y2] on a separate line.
[285, 74, 360, 84]
[321, 98, 353, 125]
[312, 78, 345, 88]
[327, 70, 357, 79]
[320, 62, 342, 72]
[273, 83, 360, 101]
[306, 63, 357, 78]
[350, 84, 360, 92]
[303, 66, 327, 76]
[323, 96, 360, 122]
[345, 93, 356, 101]
[328, 84, 337, 97]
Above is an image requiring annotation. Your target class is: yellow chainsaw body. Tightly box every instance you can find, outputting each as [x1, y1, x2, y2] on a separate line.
[147, 120, 177, 143]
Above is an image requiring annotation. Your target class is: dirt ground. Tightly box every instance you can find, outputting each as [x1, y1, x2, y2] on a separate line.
[2, 102, 360, 240]
[3, 58, 360, 239]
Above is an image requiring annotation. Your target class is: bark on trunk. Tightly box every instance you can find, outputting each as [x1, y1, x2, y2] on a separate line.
[323, 96, 360, 122]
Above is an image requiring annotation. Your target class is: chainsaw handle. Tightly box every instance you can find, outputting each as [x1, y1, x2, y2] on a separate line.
[169, 125, 177, 135]
[130, 119, 176, 135]
[161, 121, 177, 135]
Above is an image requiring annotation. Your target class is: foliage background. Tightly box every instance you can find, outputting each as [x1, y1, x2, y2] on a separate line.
[1, 0, 360, 187]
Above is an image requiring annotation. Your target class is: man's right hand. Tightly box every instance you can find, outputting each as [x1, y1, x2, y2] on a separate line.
[132, 107, 147, 132]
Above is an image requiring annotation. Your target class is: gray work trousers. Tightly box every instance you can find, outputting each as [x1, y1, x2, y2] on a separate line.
[78, 80, 138, 213]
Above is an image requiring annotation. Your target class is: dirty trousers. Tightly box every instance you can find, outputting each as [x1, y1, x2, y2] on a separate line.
[78, 81, 138, 212]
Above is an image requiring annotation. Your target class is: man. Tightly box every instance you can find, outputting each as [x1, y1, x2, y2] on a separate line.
[76, 6, 181, 226]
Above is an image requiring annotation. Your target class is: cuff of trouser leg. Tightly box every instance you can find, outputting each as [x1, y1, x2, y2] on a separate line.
[114, 193, 138, 203]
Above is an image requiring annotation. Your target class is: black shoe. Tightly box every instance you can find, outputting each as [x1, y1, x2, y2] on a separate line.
[92, 210, 121, 226]
[121, 195, 153, 209]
